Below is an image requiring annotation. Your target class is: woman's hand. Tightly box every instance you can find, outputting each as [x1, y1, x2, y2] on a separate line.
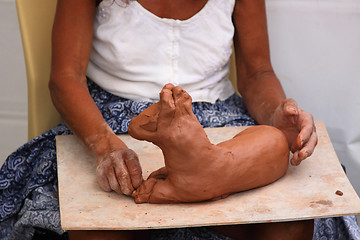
[271, 98, 318, 166]
[91, 134, 144, 196]
[96, 147, 144, 196]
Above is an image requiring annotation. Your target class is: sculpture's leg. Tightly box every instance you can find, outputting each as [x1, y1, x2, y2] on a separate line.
[132, 177, 178, 204]
[148, 166, 167, 180]
[156, 84, 176, 131]
[172, 86, 193, 116]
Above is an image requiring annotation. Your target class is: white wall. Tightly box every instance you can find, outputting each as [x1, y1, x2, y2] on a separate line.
[0, 0, 359, 221]
[0, 0, 27, 165]
[266, 0, 360, 196]
[266, 0, 360, 223]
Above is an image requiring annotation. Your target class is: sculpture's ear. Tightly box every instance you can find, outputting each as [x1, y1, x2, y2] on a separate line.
[128, 102, 161, 141]
[128, 117, 158, 142]
[139, 117, 158, 132]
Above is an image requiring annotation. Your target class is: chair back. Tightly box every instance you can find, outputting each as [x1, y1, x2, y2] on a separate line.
[229, 49, 238, 91]
[16, 0, 61, 140]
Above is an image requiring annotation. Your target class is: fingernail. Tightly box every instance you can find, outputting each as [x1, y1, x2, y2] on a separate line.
[287, 105, 296, 112]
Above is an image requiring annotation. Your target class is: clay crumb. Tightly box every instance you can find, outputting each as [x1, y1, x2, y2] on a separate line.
[335, 190, 343, 196]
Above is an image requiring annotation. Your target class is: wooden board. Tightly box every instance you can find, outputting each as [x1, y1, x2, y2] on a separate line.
[56, 121, 360, 230]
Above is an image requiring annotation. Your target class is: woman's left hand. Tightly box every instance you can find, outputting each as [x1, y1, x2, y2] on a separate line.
[271, 98, 318, 166]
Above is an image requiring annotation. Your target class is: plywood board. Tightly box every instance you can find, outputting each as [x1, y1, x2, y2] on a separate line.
[56, 121, 360, 230]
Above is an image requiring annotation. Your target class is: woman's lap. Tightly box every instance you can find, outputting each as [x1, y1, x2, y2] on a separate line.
[0, 124, 70, 239]
[0, 81, 359, 240]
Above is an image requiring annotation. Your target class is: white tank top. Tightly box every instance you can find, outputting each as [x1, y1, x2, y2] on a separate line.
[86, 0, 236, 103]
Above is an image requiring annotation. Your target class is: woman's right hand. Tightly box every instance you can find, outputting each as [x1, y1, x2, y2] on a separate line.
[96, 147, 144, 196]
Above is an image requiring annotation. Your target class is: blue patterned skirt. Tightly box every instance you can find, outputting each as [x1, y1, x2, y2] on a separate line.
[0, 80, 359, 240]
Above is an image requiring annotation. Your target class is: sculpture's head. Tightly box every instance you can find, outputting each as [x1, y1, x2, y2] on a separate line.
[128, 101, 161, 141]
[128, 83, 194, 146]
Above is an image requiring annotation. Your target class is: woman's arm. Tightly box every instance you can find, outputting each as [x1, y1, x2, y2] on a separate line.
[232, 0, 317, 165]
[49, 0, 143, 194]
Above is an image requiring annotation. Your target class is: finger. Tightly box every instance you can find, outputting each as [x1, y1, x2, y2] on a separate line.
[123, 149, 143, 189]
[290, 135, 300, 153]
[298, 130, 318, 161]
[295, 124, 313, 149]
[96, 165, 112, 192]
[113, 156, 134, 196]
[283, 99, 299, 116]
[282, 99, 300, 126]
[295, 111, 315, 144]
[290, 151, 301, 166]
[107, 166, 124, 194]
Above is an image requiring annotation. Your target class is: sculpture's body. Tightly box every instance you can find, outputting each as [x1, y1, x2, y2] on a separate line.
[129, 84, 289, 204]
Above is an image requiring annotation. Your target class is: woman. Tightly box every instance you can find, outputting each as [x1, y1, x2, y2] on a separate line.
[1, 0, 358, 239]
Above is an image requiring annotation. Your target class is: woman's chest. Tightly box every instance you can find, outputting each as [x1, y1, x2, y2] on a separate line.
[136, 0, 208, 21]
[91, 0, 235, 81]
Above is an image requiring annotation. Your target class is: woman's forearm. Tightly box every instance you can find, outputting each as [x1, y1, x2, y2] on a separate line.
[49, 75, 126, 159]
[238, 70, 286, 125]
[233, 0, 318, 164]
[233, 0, 286, 125]
[50, 0, 127, 158]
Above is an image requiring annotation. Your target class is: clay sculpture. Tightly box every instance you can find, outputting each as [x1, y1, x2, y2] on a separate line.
[129, 84, 289, 204]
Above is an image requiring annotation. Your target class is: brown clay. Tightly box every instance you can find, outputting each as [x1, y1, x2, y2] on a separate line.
[128, 84, 289, 204]
[336, 190, 343, 196]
